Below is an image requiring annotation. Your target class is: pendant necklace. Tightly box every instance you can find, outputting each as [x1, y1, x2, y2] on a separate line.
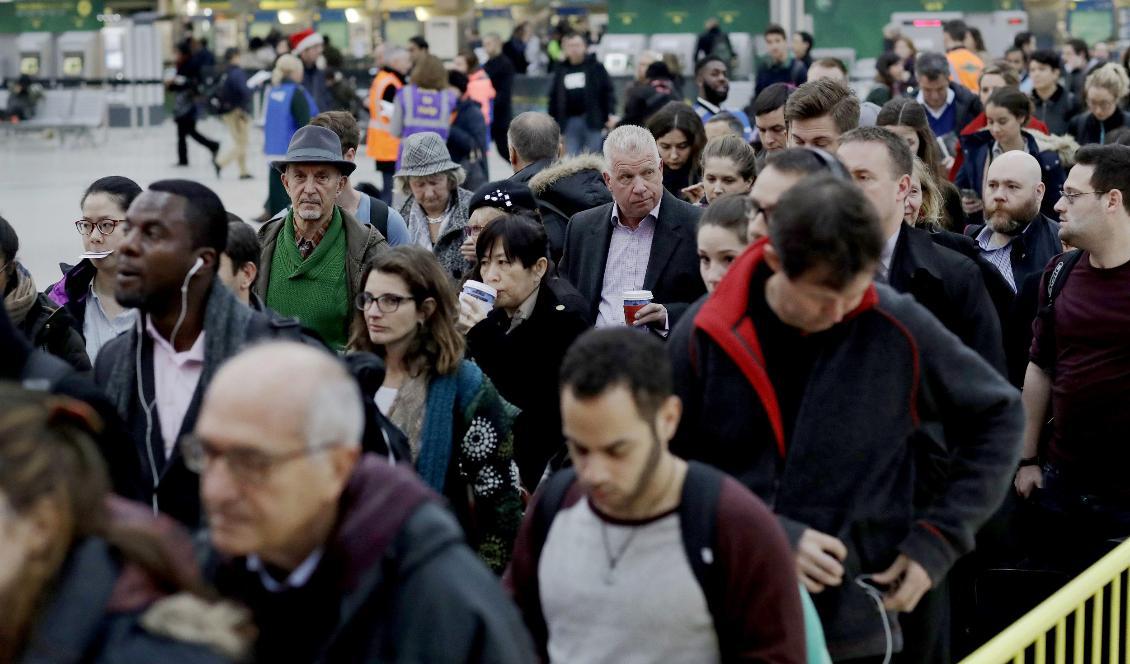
[600, 520, 640, 585]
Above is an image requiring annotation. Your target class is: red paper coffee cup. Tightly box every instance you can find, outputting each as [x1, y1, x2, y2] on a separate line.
[622, 290, 653, 325]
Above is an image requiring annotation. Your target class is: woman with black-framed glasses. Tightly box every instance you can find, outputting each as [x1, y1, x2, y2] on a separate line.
[346, 246, 523, 574]
[45, 176, 142, 364]
[1, 215, 90, 372]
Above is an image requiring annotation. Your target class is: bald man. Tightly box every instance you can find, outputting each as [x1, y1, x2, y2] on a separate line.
[195, 342, 535, 663]
[972, 151, 1063, 292]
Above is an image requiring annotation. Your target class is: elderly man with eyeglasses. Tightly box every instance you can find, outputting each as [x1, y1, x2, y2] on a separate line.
[193, 341, 536, 663]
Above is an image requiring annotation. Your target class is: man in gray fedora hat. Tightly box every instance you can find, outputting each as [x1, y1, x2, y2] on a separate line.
[256, 124, 388, 349]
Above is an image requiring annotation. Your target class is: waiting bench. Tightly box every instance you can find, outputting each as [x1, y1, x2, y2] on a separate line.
[3, 87, 109, 145]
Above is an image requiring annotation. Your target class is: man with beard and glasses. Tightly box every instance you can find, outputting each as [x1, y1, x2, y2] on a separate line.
[693, 56, 753, 142]
[93, 179, 310, 527]
[506, 328, 809, 663]
[256, 125, 388, 349]
[1015, 145, 1130, 573]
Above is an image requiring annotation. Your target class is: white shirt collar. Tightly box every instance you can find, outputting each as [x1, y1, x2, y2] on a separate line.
[696, 97, 721, 115]
[917, 88, 956, 118]
[247, 548, 325, 593]
[879, 226, 901, 278]
[611, 197, 662, 228]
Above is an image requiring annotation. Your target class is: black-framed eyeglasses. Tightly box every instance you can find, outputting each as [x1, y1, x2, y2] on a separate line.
[181, 433, 339, 484]
[75, 218, 125, 235]
[749, 200, 775, 222]
[1059, 189, 1109, 204]
[354, 292, 413, 313]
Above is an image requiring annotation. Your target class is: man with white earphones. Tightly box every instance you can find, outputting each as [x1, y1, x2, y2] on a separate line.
[94, 179, 311, 527]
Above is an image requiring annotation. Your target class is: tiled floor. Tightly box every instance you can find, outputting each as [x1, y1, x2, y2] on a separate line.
[1, 118, 510, 287]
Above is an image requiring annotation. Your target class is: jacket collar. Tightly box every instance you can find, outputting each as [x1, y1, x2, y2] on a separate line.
[889, 224, 947, 287]
[694, 241, 879, 457]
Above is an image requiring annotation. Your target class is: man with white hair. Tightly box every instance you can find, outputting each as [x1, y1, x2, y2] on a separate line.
[194, 341, 536, 663]
[560, 125, 705, 329]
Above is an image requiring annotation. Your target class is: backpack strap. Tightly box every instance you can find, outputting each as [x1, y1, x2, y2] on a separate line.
[368, 196, 390, 239]
[526, 468, 579, 652]
[963, 223, 984, 239]
[677, 462, 727, 646]
[1037, 249, 1084, 320]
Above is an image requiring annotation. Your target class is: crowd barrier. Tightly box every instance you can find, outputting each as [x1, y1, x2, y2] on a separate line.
[961, 539, 1130, 663]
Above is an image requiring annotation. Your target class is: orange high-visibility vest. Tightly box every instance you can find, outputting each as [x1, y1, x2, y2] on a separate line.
[947, 48, 984, 94]
[366, 70, 403, 163]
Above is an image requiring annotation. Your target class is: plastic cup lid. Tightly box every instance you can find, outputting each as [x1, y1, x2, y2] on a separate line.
[463, 280, 498, 297]
[622, 290, 653, 300]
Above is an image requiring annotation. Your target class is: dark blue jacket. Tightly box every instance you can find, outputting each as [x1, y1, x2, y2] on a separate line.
[216, 63, 252, 113]
[955, 129, 1066, 220]
[446, 97, 489, 163]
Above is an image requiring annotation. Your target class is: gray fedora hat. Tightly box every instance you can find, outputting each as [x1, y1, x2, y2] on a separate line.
[270, 125, 357, 176]
[393, 132, 460, 178]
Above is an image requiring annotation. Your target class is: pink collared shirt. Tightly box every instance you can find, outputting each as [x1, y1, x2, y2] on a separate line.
[596, 199, 663, 328]
[145, 317, 205, 458]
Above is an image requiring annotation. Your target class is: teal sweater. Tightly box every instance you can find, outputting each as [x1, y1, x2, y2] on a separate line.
[266, 209, 351, 349]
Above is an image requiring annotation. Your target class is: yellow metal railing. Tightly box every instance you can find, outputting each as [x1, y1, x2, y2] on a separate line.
[962, 538, 1130, 664]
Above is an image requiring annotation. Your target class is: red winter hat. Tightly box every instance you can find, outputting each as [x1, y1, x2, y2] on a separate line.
[289, 28, 324, 56]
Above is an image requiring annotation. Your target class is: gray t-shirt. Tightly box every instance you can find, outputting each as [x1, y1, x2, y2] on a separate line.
[538, 498, 720, 663]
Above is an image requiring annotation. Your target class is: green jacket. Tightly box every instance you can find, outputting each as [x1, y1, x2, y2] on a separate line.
[256, 205, 387, 311]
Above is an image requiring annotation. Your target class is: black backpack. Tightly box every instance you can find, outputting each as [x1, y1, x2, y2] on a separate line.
[524, 462, 726, 649]
[1036, 249, 1084, 321]
[367, 195, 390, 240]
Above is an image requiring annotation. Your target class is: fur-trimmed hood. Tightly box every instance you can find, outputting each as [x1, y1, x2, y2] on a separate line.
[1030, 129, 1080, 169]
[527, 153, 611, 218]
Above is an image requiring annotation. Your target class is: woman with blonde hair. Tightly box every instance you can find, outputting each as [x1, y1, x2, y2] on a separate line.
[347, 246, 523, 573]
[1070, 62, 1130, 145]
[262, 53, 318, 215]
[904, 156, 945, 230]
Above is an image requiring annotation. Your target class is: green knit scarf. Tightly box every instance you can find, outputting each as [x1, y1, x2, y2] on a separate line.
[266, 208, 351, 349]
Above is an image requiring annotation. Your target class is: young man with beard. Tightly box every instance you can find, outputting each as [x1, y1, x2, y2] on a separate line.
[506, 328, 808, 662]
[669, 176, 1022, 662]
[93, 180, 306, 527]
[1015, 145, 1130, 573]
[694, 56, 753, 142]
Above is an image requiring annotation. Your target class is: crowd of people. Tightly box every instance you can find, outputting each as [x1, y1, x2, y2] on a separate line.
[3, 17, 1130, 664]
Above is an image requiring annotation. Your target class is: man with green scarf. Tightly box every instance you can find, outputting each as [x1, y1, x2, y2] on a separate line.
[257, 125, 388, 349]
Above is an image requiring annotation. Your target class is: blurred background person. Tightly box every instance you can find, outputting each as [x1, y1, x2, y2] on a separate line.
[0, 386, 249, 663]
[261, 54, 316, 218]
[1070, 63, 1130, 145]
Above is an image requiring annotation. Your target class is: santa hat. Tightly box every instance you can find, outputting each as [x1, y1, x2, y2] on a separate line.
[289, 28, 324, 56]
